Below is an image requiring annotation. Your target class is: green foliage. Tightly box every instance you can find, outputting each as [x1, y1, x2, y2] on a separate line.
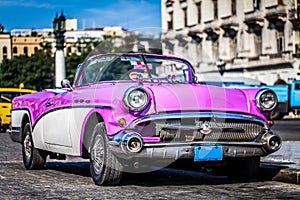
[0, 34, 162, 90]
[0, 51, 54, 90]
[65, 53, 84, 84]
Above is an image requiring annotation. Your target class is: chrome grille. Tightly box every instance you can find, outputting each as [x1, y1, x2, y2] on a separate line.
[153, 118, 264, 142]
[201, 121, 263, 141]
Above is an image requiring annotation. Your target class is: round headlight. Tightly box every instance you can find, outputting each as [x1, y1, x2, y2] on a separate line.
[123, 87, 149, 111]
[256, 89, 278, 111]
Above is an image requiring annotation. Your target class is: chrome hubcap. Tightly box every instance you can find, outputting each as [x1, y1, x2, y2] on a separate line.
[91, 135, 105, 175]
[23, 134, 32, 162]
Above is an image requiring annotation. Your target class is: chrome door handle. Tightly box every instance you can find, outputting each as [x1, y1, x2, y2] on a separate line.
[46, 102, 52, 107]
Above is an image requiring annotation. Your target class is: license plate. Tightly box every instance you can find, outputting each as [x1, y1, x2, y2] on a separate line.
[194, 145, 223, 162]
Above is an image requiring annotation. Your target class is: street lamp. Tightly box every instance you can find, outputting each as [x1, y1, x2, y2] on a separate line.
[53, 12, 66, 87]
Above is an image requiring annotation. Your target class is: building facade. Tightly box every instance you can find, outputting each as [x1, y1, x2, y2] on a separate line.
[0, 33, 11, 63]
[0, 23, 12, 62]
[8, 25, 128, 58]
[1, 18, 158, 64]
[161, 0, 300, 85]
[11, 36, 44, 57]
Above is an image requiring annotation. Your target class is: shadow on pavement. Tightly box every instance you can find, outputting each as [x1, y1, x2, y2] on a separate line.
[42, 161, 284, 186]
[45, 161, 91, 177]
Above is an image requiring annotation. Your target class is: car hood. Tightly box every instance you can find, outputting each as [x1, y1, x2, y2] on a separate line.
[93, 82, 262, 118]
[143, 83, 259, 115]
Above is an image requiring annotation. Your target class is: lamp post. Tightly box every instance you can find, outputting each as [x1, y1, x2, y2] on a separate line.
[53, 12, 66, 88]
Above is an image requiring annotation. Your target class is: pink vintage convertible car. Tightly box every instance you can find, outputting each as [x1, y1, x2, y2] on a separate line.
[10, 53, 281, 185]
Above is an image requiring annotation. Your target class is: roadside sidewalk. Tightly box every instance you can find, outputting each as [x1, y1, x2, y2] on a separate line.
[261, 141, 300, 185]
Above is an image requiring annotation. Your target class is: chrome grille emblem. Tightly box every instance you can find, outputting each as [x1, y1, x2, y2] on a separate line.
[200, 122, 212, 135]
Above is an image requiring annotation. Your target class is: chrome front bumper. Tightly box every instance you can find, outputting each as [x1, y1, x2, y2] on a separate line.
[109, 130, 281, 161]
[108, 112, 282, 161]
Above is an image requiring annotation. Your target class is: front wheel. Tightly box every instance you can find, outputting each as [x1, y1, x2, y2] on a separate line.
[271, 111, 285, 120]
[89, 123, 123, 186]
[22, 123, 47, 169]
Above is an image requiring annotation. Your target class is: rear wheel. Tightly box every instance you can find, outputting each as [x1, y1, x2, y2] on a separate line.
[22, 123, 46, 169]
[89, 123, 123, 186]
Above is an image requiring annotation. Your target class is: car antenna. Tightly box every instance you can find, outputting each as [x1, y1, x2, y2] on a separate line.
[140, 54, 152, 78]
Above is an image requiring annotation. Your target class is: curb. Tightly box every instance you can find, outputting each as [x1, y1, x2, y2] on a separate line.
[260, 164, 300, 185]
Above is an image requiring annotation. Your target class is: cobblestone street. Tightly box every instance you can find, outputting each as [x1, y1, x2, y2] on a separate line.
[1, 132, 300, 199]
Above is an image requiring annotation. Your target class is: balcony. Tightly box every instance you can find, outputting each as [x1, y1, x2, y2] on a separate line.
[265, 5, 286, 20]
[244, 10, 264, 24]
[221, 16, 239, 31]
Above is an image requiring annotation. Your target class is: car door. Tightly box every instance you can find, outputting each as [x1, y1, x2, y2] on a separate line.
[43, 90, 73, 147]
[290, 80, 300, 108]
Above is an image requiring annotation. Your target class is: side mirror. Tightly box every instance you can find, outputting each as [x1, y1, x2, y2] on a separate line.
[61, 79, 73, 90]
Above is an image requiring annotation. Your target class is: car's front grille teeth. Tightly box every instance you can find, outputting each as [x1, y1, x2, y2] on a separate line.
[153, 118, 264, 143]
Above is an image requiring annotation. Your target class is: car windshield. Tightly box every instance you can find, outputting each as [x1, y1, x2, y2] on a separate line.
[0, 92, 30, 103]
[76, 54, 192, 86]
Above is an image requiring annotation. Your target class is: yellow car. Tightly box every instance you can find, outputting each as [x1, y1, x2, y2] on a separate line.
[0, 88, 36, 132]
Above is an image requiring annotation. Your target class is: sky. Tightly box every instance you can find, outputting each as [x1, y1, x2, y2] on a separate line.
[0, 0, 161, 32]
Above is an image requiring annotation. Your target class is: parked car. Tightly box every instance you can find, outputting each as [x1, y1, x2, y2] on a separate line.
[0, 87, 36, 132]
[10, 53, 281, 185]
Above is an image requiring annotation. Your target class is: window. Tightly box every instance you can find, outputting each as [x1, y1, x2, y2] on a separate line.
[254, 0, 260, 10]
[13, 47, 18, 54]
[3, 46, 7, 54]
[278, 0, 284, 5]
[67, 47, 72, 54]
[24, 47, 28, 55]
[213, 0, 218, 20]
[295, 83, 300, 90]
[168, 12, 173, 30]
[232, 0, 236, 15]
[77, 46, 82, 54]
[255, 33, 262, 56]
[213, 40, 219, 61]
[34, 47, 38, 53]
[278, 30, 284, 53]
[248, 25, 262, 56]
[77, 55, 191, 86]
[196, 2, 201, 24]
[183, 7, 188, 27]
[2, 46, 7, 60]
[0, 92, 32, 103]
[232, 36, 237, 57]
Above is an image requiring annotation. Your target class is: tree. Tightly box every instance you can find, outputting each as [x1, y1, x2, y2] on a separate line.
[65, 53, 84, 84]
[0, 33, 162, 90]
[0, 50, 54, 90]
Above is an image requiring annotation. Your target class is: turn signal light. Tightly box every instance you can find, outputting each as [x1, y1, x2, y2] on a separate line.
[268, 120, 275, 126]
